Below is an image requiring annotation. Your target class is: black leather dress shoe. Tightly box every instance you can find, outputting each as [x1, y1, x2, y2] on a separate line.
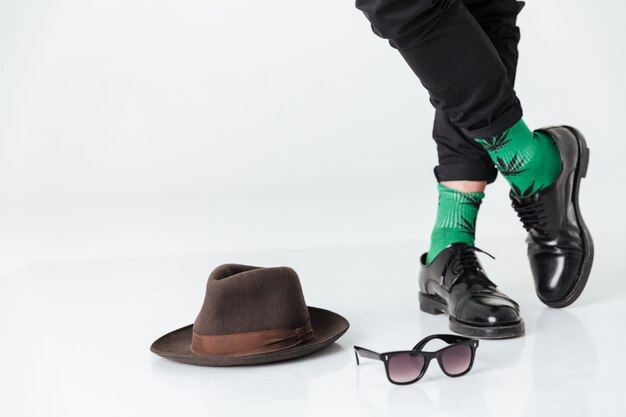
[511, 126, 593, 308]
[419, 244, 525, 339]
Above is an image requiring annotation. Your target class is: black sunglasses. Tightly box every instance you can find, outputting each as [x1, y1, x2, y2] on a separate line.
[354, 334, 479, 385]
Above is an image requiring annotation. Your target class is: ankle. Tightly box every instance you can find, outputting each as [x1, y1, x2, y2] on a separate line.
[440, 180, 487, 193]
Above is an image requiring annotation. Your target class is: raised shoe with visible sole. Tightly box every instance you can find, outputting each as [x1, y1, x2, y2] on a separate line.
[511, 125, 593, 308]
[419, 244, 525, 339]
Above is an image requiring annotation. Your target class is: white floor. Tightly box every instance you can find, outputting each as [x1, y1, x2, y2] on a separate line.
[1, 233, 622, 417]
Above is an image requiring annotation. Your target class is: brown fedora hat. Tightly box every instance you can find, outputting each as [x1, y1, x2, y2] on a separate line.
[150, 263, 349, 366]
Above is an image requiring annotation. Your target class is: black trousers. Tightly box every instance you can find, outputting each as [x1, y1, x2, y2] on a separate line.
[355, 0, 526, 183]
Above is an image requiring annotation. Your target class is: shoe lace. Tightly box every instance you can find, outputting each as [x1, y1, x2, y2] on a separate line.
[512, 197, 547, 231]
[448, 245, 495, 276]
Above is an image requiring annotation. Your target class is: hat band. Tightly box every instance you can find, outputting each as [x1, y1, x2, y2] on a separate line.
[191, 318, 313, 357]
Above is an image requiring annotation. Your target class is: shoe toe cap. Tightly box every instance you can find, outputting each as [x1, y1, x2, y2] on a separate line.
[457, 295, 522, 326]
[530, 250, 584, 303]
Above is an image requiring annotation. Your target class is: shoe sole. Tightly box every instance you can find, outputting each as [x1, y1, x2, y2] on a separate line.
[418, 292, 525, 339]
[536, 125, 594, 308]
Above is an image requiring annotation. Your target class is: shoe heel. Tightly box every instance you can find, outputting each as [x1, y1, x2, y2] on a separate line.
[565, 125, 590, 178]
[580, 147, 590, 178]
[419, 292, 448, 315]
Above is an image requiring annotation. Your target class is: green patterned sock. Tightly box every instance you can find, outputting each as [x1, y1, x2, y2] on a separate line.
[474, 118, 562, 196]
[427, 184, 484, 264]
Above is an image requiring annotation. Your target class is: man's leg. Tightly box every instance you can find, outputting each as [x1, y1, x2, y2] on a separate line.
[355, 0, 519, 264]
[433, 0, 526, 189]
[429, 0, 525, 263]
[356, 0, 525, 338]
[438, 1, 590, 307]
[466, 1, 592, 307]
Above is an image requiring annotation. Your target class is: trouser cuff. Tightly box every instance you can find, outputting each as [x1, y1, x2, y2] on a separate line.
[434, 163, 498, 184]
[461, 97, 524, 139]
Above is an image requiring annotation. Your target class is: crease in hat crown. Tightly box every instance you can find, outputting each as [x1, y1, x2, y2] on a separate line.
[192, 264, 312, 337]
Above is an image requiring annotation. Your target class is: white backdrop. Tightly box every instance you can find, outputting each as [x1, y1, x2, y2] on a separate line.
[1, 0, 624, 275]
[2, 2, 626, 416]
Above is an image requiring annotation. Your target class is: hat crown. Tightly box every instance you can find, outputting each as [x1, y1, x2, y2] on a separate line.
[193, 264, 310, 336]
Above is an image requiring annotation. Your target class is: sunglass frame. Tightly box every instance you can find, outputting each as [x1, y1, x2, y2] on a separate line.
[354, 334, 479, 385]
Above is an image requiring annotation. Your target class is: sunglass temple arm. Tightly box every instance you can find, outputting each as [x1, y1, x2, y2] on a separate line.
[353, 346, 382, 365]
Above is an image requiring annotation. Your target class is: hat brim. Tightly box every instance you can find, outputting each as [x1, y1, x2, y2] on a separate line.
[150, 306, 349, 366]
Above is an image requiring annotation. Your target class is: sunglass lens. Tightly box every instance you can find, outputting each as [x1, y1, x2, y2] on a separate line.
[388, 353, 425, 383]
[440, 344, 473, 375]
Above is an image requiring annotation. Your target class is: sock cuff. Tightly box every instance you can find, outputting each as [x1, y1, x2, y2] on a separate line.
[502, 117, 532, 140]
